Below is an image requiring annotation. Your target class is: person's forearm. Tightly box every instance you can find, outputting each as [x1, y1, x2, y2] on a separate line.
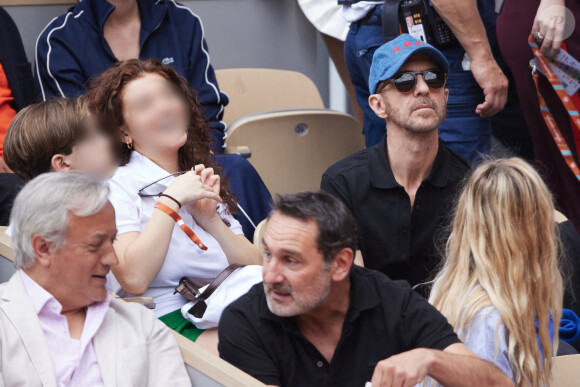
[203, 217, 262, 265]
[115, 197, 178, 294]
[430, 0, 493, 62]
[427, 349, 514, 387]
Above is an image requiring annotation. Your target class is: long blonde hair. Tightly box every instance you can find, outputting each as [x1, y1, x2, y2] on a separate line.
[429, 158, 563, 387]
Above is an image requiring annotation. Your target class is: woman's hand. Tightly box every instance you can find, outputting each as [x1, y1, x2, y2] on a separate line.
[163, 169, 222, 206]
[532, 0, 566, 58]
[186, 164, 222, 229]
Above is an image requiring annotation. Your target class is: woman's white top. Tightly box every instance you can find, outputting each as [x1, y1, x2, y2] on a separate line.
[107, 151, 243, 317]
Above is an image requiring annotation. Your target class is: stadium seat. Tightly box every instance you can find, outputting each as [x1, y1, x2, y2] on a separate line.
[253, 219, 267, 252]
[552, 354, 580, 387]
[225, 109, 364, 195]
[172, 331, 265, 387]
[0, 227, 15, 283]
[215, 68, 324, 126]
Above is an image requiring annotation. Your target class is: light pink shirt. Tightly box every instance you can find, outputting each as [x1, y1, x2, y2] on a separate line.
[19, 270, 109, 387]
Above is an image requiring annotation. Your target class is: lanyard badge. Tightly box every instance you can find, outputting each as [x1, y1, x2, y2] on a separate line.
[528, 35, 580, 181]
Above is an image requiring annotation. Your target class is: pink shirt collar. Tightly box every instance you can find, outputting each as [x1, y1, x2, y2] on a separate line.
[19, 270, 111, 318]
[19, 270, 111, 386]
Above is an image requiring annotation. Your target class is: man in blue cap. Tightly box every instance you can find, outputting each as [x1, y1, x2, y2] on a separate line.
[340, 1, 509, 162]
[322, 34, 471, 294]
[218, 191, 513, 386]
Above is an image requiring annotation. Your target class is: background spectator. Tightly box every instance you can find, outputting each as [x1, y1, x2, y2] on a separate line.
[0, 7, 39, 225]
[298, 0, 364, 124]
[497, 0, 580, 233]
[322, 36, 470, 292]
[341, 0, 508, 162]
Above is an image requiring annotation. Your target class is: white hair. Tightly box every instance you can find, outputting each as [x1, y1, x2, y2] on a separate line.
[10, 172, 110, 269]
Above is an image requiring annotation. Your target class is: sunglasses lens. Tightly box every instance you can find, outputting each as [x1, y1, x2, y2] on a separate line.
[393, 73, 416, 93]
[424, 71, 447, 89]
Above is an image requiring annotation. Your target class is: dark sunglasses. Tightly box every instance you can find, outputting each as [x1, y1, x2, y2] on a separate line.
[383, 70, 448, 93]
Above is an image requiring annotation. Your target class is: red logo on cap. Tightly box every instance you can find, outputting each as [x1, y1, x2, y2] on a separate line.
[392, 41, 425, 54]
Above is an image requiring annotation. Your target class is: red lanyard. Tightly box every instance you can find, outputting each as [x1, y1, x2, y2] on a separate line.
[528, 35, 580, 181]
[155, 201, 208, 251]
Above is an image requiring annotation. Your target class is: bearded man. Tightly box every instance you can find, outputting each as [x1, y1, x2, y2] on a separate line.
[218, 191, 512, 387]
[322, 34, 471, 293]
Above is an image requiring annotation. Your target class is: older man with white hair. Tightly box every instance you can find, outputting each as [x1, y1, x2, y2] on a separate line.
[0, 172, 189, 386]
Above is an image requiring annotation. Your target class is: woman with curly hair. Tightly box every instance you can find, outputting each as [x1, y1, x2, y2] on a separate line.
[86, 59, 261, 340]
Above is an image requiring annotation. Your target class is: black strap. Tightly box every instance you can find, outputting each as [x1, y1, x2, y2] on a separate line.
[174, 277, 208, 301]
[159, 193, 182, 209]
[382, 0, 402, 43]
[190, 264, 245, 318]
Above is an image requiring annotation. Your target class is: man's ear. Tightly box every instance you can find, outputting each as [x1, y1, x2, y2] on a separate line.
[330, 248, 354, 282]
[51, 154, 73, 173]
[368, 94, 389, 119]
[31, 234, 53, 269]
[445, 88, 449, 102]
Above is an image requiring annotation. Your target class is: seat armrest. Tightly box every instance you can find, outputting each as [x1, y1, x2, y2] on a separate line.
[115, 294, 156, 309]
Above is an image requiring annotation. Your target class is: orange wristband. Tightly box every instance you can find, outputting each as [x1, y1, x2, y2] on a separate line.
[155, 201, 208, 251]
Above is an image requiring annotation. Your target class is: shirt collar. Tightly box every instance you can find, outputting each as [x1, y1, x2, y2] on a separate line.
[259, 267, 381, 327]
[19, 270, 112, 320]
[369, 136, 452, 190]
[126, 150, 178, 191]
[19, 270, 55, 315]
[81, 0, 167, 38]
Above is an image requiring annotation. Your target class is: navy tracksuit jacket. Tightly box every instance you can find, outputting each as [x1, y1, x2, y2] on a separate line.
[35, 0, 228, 151]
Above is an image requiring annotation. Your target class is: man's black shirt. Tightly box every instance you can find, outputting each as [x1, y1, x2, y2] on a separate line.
[321, 137, 470, 290]
[218, 267, 460, 386]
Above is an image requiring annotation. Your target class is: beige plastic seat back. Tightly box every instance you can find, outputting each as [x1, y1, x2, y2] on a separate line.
[215, 68, 324, 125]
[172, 331, 266, 387]
[253, 219, 267, 253]
[0, 226, 15, 283]
[552, 354, 580, 387]
[225, 109, 364, 195]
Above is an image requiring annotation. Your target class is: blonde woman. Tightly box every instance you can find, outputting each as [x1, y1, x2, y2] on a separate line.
[429, 158, 563, 387]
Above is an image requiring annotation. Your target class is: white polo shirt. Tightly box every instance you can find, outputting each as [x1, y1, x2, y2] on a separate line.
[108, 151, 243, 317]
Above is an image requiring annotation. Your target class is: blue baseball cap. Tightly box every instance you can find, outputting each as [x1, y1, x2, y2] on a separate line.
[368, 34, 449, 94]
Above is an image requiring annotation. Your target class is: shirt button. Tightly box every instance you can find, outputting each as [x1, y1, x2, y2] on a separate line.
[316, 361, 324, 368]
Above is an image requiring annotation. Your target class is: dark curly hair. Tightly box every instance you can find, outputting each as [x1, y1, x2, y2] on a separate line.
[85, 58, 237, 212]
